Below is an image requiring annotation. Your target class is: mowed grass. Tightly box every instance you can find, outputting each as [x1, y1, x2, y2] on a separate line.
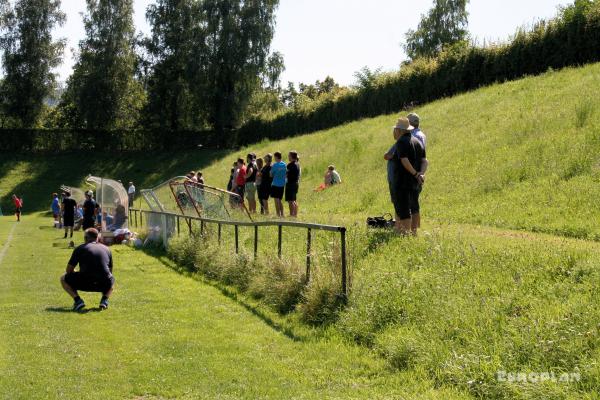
[2, 63, 600, 399]
[0, 214, 465, 400]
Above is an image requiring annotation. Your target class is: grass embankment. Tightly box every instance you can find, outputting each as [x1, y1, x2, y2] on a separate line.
[1, 63, 600, 399]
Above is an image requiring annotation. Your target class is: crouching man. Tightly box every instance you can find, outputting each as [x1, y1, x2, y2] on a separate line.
[60, 228, 115, 311]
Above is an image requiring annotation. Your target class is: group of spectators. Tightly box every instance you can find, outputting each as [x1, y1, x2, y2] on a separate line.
[228, 151, 301, 218]
[384, 112, 428, 235]
[51, 190, 127, 238]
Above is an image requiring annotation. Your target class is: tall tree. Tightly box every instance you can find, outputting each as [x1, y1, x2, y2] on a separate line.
[0, 0, 65, 127]
[144, 0, 199, 130]
[63, 0, 140, 129]
[404, 0, 469, 60]
[197, 0, 279, 133]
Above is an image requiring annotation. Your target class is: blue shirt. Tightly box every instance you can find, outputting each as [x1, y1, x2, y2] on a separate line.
[271, 161, 287, 187]
[51, 197, 60, 213]
[412, 128, 426, 149]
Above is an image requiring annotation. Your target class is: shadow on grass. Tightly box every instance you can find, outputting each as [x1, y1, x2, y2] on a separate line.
[140, 246, 306, 343]
[45, 306, 102, 314]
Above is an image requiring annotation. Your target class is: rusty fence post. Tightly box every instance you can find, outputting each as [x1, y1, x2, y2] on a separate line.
[235, 225, 239, 254]
[278, 225, 282, 259]
[254, 226, 258, 259]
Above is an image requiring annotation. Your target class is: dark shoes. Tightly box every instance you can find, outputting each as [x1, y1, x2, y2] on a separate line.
[73, 298, 85, 311]
[99, 298, 109, 310]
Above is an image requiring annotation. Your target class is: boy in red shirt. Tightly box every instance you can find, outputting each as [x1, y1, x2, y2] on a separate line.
[12, 194, 23, 222]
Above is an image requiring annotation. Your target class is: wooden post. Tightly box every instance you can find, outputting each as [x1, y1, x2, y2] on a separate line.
[278, 225, 282, 259]
[306, 228, 312, 282]
[340, 228, 348, 299]
[200, 220, 205, 236]
[235, 225, 239, 254]
[176, 215, 180, 236]
[218, 223, 222, 245]
[254, 226, 258, 259]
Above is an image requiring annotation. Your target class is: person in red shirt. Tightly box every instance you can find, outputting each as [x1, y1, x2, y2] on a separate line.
[234, 158, 247, 208]
[12, 194, 23, 222]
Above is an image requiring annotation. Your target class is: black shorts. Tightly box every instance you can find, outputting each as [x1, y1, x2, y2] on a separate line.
[15, 207, 22, 214]
[64, 272, 114, 294]
[63, 214, 75, 227]
[285, 183, 299, 202]
[271, 186, 284, 200]
[82, 218, 95, 230]
[392, 186, 421, 220]
[258, 184, 270, 201]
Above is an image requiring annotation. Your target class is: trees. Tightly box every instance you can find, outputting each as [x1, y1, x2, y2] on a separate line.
[61, 0, 142, 129]
[197, 0, 279, 133]
[144, 0, 199, 130]
[0, 0, 65, 128]
[404, 0, 469, 60]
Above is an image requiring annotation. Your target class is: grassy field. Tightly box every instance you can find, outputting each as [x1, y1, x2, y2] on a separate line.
[0, 214, 468, 400]
[1, 63, 600, 399]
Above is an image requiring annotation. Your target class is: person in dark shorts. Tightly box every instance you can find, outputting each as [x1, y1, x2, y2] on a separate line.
[392, 117, 428, 235]
[285, 151, 301, 217]
[245, 153, 258, 213]
[270, 152, 287, 217]
[82, 191, 97, 230]
[60, 228, 115, 311]
[61, 191, 77, 239]
[259, 154, 273, 215]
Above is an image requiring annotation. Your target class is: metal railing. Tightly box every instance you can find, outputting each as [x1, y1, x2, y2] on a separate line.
[129, 208, 348, 297]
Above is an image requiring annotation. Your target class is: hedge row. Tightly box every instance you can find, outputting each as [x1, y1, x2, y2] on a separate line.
[0, 128, 230, 152]
[236, 1, 600, 144]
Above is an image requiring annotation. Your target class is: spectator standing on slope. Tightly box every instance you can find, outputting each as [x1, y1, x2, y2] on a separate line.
[286, 151, 301, 218]
[407, 113, 427, 233]
[392, 117, 428, 235]
[235, 158, 247, 208]
[259, 154, 273, 215]
[82, 191, 97, 230]
[245, 153, 258, 213]
[270, 152, 287, 217]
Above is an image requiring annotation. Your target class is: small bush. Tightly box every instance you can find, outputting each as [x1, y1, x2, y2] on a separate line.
[249, 257, 305, 314]
[299, 268, 344, 326]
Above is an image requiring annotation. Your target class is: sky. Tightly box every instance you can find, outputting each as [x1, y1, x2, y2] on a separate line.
[54, 0, 572, 86]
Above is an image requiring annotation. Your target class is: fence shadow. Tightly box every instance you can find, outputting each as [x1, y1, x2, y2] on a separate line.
[140, 246, 306, 343]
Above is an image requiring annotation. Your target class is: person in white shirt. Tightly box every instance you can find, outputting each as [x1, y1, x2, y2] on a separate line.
[407, 113, 426, 149]
[324, 165, 342, 186]
[127, 182, 136, 207]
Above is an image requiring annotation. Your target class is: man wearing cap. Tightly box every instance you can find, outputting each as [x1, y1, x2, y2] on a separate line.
[60, 228, 115, 311]
[82, 191, 97, 230]
[407, 113, 426, 149]
[390, 117, 428, 235]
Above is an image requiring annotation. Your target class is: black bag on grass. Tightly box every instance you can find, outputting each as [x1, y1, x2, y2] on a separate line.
[366, 213, 394, 229]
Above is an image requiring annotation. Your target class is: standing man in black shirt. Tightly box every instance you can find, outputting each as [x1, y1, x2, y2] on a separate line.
[82, 191, 97, 230]
[61, 191, 77, 239]
[392, 117, 428, 235]
[286, 151, 301, 218]
[60, 228, 115, 311]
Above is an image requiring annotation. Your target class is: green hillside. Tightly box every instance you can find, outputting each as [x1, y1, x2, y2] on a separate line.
[2, 63, 600, 399]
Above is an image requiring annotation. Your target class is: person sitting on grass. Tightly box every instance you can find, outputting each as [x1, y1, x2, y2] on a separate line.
[316, 165, 342, 191]
[60, 228, 115, 311]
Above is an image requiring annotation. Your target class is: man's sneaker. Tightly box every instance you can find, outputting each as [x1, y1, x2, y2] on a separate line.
[73, 298, 85, 311]
[99, 298, 109, 310]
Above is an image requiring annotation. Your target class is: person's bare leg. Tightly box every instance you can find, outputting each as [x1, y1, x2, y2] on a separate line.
[395, 218, 412, 235]
[262, 200, 269, 215]
[60, 274, 78, 299]
[249, 199, 256, 213]
[411, 213, 420, 236]
[288, 202, 293, 217]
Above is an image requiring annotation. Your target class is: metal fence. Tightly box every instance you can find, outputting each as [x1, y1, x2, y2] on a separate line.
[129, 208, 349, 297]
